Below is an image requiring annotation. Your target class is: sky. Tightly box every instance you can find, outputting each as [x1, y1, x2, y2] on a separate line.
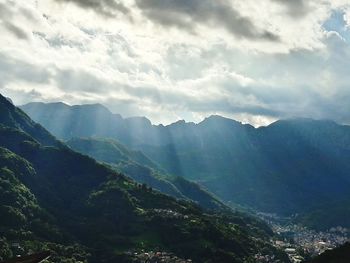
[1, 0, 350, 126]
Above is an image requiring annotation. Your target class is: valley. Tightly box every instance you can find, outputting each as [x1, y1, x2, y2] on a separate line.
[1, 94, 350, 262]
[258, 212, 349, 262]
[0, 95, 289, 262]
[2, 1, 350, 261]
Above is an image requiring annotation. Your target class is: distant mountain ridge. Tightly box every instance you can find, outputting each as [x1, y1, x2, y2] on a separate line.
[1, 95, 290, 262]
[21, 101, 350, 228]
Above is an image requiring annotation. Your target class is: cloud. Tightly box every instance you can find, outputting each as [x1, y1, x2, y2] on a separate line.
[53, 0, 130, 17]
[0, 2, 29, 39]
[135, 0, 279, 41]
[271, 0, 309, 17]
[50, 0, 279, 41]
[0, 52, 52, 85]
[2, 21, 29, 39]
[2, 0, 350, 127]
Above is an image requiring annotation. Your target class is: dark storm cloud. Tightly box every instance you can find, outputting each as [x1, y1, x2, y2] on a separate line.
[54, 0, 130, 17]
[135, 0, 279, 41]
[271, 0, 309, 17]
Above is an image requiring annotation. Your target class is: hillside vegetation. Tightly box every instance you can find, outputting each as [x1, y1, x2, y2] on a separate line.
[21, 102, 350, 229]
[1, 95, 289, 262]
[66, 137, 226, 211]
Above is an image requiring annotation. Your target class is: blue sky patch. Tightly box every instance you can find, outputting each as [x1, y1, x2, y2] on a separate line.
[323, 10, 350, 42]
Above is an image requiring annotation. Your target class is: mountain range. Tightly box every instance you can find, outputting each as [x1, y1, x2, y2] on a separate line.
[0, 95, 289, 262]
[21, 102, 350, 230]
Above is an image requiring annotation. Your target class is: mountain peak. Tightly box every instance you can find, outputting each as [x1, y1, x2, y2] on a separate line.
[0, 95, 62, 148]
[269, 118, 339, 128]
[71, 103, 112, 113]
[5, 97, 13, 104]
[21, 101, 71, 111]
[22, 102, 112, 115]
[170, 119, 187, 126]
[0, 94, 14, 104]
[200, 115, 242, 126]
[206, 115, 238, 121]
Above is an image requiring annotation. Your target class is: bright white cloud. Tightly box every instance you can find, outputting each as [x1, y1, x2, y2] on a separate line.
[1, 0, 350, 126]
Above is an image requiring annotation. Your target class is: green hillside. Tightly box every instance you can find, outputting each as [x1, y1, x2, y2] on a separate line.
[0, 95, 289, 262]
[66, 137, 226, 211]
[21, 102, 350, 229]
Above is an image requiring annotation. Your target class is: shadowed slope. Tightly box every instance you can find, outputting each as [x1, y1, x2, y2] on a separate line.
[1, 94, 289, 262]
[21, 102, 350, 224]
[66, 137, 227, 211]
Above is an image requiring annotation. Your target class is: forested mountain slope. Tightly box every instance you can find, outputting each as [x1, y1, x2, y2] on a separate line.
[21, 102, 350, 224]
[66, 137, 226, 211]
[1, 95, 288, 262]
